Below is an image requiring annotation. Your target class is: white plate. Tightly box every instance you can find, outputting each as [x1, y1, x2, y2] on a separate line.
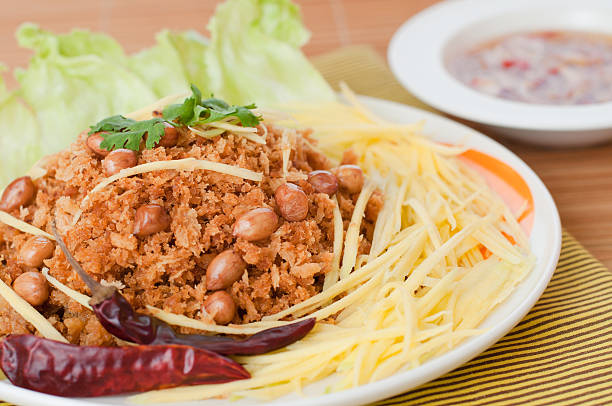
[388, 0, 612, 147]
[0, 96, 562, 406]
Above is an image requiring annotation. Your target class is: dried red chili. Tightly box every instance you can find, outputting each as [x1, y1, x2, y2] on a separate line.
[95, 289, 315, 355]
[0, 335, 249, 397]
[52, 223, 316, 355]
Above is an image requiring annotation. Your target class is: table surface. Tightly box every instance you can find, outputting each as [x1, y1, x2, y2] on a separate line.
[0, 0, 611, 268]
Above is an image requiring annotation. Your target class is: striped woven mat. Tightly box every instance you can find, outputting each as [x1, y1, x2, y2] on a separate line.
[2, 47, 612, 406]
[313, 46, 612, 406]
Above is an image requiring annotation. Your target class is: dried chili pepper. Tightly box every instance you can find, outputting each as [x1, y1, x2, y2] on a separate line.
[52, 223, 315, 355]
[0, 335, 249, 397]
[96, 289, 315, 355]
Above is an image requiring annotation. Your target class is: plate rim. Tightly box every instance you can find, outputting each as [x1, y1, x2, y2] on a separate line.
[0, 95, 562, 406]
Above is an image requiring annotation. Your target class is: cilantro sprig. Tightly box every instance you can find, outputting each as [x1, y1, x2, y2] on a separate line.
[90, 116, 166, 151]
[88, 85, 261, 152]
[163, 85, 260, 128]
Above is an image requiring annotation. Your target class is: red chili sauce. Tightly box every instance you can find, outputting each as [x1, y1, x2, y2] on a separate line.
[447, 31, 612, 105]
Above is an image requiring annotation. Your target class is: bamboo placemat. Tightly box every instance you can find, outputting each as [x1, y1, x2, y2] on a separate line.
[2, 46, 612, 406]
[313, 45, 612, 406]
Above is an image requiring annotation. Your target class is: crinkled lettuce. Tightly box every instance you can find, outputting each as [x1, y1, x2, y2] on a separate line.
[15, 24, 156, 154]
[164, 30, 210, 92]
[129, 31, 198, 98]
[206, 0, 335, 105]
[0, 66, 41, 188]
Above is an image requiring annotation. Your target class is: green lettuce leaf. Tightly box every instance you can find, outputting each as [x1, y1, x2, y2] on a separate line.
[129, 30, 210, 98]
[205, 0, 335, 105]
[129, 31, 190, 98]
[164, 30, 210, 92]
[15, 23, 157, 154]
[0, 66, 41, 188]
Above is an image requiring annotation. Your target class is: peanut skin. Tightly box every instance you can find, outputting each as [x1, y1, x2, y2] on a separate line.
[233, 208, 278, 241]
[206, 250, 246, 291]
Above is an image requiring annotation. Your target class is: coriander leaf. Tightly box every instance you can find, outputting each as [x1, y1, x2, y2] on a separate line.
[196, 99, 261, 127]
[162, 85, 261, 127]
[193, 104, 207, 121]
[162, 101, 192, 123]
[201, 97, 230, 111]
[234, 105, 260, 127]
[90, 85, 261, 153]
[162, 83, 204, 124]
[89, 115, 165, 151]
[143, 120, 166, 149]
[190, 83, 202, 104]
[202, 106, 231, 124]
[88, 115, 136, 134]
[100, 129, 143, 151]
[162, 87, 199, 124]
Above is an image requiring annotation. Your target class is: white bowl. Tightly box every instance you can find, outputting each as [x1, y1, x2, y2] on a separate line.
[0, 96, 562, 406]
[388, 0, 612, 147]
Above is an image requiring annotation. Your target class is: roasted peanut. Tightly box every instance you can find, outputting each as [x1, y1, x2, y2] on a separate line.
[86, 132, 110, 157]
[275, 183, 309, 222]
[233, 208, 278, 241]
[308, 170, 338, 195]
[155, 124, 179, 148]
[334, 165, 364, 194]
[19, 236, 54, 268]
[203, 291, 236, 325]
[0, 176, 36, 212]
[102, 149, 138, 176]
[133, 204, 171, 237]
[13, 271, 49, 306]
[206, 250, 246, 291]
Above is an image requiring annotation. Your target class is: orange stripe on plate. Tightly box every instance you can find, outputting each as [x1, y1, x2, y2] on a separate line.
[459, 149, 534, 235]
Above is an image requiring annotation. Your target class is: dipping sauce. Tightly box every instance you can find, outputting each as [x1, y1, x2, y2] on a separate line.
[447, 31, 612, 105]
